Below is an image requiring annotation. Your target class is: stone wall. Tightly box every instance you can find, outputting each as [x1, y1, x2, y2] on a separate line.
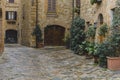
[20, 0, 118, 47]
[81, 0, 117, 26]
[80, 0, 117, 43]
[20, 0, 73, 47]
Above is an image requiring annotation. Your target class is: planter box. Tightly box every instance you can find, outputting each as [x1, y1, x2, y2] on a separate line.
[107, 57, 120, 70]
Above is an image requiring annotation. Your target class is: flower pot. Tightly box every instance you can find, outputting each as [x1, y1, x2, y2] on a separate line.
[107, 57, 120, 70]
[94, 55, 99, 64]
[37, 43, 44, 48]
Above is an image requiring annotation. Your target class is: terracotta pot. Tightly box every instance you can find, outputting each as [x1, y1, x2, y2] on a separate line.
[107, 57, 120, 70]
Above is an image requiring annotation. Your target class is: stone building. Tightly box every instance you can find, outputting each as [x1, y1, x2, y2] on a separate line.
[19, 0, 118, 47]
[80, 0, 117, 43]
[0, 0, 3, 54]
[0, 0, 118, 54]
[20, 0, 73, 47]
[0, 0, 21, 54]
[3, 0, 20, 44]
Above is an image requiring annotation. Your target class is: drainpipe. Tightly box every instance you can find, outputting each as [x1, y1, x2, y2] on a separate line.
[36, 0, 38, 25]
[70, 0, 74, 50]
[36, 0, 38, 48]
[72, 0, 75, 21]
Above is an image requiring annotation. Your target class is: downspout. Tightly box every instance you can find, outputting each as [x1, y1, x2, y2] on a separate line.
[72, 0, 75, 21]
[36, 0, 38, 48]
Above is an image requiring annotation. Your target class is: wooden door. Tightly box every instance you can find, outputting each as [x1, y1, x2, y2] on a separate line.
[5, 30, 18, 43]
[44, 25, 65, 46]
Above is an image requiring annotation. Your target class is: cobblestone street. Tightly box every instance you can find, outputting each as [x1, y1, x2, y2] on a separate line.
[0, 44, 119, 80]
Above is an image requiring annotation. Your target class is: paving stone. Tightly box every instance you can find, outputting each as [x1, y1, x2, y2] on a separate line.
[0, 44, 119, 80]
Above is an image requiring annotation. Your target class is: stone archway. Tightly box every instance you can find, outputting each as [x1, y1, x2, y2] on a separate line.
[44, 25, 65, 46]
[5, 29, 18, 43]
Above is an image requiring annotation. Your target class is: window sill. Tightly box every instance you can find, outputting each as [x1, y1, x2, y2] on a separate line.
[46, 12, 58, 17]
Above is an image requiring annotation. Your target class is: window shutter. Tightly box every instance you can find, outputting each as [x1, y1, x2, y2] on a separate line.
[6, 11, 8, 20]
[48, 0, 51, 12]
[9, 0, 14, 3]
[14, 11, 17, 20]
[52, 0, 56, 11]
[48, 0, 56, 12]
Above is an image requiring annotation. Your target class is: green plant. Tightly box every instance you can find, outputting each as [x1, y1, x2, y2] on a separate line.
[86, 42, 95, 56]
[90, 0, 102, 5]
[79, 41, 90, 55]
[86, 25, 96, 39]
[32, 25, 43, 42]
[98, 24, 108, 37]
[112, 4, 120, 27]
[63, 33, 70, 49]
[95, 32, 120, 67]
[70, 17, 86, 54]
[95, 0, 120, 68]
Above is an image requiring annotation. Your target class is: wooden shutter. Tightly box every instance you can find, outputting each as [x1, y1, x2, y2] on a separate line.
[48, 0, 56, 12]
[6, 11, 8, 20]
[14, 11, 17, 20]
[48, 0, 51, 12]
[52, 0, 56, 12]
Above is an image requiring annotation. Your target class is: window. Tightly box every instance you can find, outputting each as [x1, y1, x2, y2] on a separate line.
[7, 0, 14, 3]
[6, 11, 17, 20]
[110, 8, 115, 26]
[48, 0, 56, 13]
[98, 14, 104, 25]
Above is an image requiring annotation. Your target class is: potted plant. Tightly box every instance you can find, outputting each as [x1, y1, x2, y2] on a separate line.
[79, 41, 89, 56]
[32, 25, 44, 48]
[63, 33, 70, 49]
[70, 17, 85, 54]
[98, 23, 108, 43]
[106, 2, 120, 70]
[106, 32, 120, 70]
[86, 42, 99, 63]
[86, 25, 96, 42]
[95, 31, 120, 69]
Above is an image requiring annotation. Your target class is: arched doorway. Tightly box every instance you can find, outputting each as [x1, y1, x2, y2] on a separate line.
[5, 30, 18, 43]
[44, 25, 65, 46]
